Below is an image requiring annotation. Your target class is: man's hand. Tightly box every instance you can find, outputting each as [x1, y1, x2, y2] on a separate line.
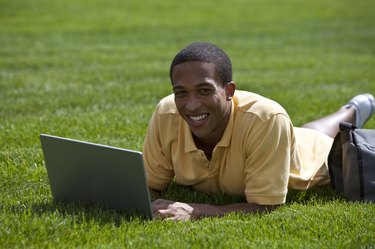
[152, 199, 198, 221]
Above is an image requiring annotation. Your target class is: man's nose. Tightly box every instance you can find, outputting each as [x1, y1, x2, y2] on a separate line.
[185, 94, 202, 112]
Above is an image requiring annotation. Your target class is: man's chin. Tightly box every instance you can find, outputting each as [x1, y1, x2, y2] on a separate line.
[191, 130, 211, 142]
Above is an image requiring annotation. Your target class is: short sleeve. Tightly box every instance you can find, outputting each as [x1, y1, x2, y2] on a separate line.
[243, 113, 293, 205]
[142, 106, 175, 190]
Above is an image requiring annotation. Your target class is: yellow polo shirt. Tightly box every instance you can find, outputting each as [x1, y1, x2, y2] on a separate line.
[143, 90, 333, 205]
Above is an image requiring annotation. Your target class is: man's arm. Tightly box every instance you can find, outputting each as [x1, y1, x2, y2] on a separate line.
[152, 198, 280, 221]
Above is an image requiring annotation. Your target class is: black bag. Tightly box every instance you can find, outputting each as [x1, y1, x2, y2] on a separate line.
[328, 122, 375, 202]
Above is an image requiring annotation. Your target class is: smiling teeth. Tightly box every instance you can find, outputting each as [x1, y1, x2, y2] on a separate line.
[189, 114, 208, 121]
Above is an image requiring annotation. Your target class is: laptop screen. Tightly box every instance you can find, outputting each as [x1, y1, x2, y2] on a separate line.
[40, 134, 152, 219]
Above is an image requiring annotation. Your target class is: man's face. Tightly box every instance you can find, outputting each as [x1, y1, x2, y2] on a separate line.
[171, 61, 235, 146]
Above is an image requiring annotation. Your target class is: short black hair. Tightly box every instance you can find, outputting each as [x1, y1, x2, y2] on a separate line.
[169, 42, 232, 86]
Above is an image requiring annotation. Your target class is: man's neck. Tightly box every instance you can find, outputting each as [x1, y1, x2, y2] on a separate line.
[193, 135, 215, 160]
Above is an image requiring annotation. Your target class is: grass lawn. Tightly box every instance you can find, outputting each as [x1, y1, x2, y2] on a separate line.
[1, 0, 375, 248]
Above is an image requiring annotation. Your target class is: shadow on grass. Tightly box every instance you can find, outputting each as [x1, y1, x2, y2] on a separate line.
[162, 182, 345, 206]
[8, 201, 151, 226]
[286, 185, 345, 205]
[7, 184, 345, 225]
[160, 183, 247, 205]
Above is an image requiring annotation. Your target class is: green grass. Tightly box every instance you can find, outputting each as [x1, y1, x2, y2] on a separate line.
[1, 0, 375, 248]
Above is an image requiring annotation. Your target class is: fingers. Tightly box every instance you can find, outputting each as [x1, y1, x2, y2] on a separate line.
[152, 199, 194, 221]
[156, 209, 190, 222]
[152, 199, 173, 213]
[153, 208, 173, 220]
[151, 199, 173, 219]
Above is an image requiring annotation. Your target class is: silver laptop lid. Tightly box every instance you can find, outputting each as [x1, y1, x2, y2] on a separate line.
[40, 134, 152, 219]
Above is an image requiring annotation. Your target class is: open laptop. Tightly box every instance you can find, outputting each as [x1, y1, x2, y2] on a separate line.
[40, 134, 153, 219]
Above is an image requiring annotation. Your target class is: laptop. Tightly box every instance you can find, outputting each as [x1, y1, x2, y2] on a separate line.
[40, 134, 153, 219]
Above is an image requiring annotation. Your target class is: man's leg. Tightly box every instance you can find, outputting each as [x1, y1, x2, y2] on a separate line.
[302, 106, 356, 138]
[302, 94, 375, 138]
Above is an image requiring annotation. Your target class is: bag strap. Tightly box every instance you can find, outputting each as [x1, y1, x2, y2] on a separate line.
[328, 131, 342, 190]
[339, 121, 356, 133]
[328, 122, 357, 192]
[341, 122, 365, 200]
[337, 122, 365, 200]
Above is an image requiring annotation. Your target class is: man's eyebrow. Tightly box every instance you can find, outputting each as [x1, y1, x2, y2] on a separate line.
[197, 82, 212, 87]
[172, 85, 185, 91]
[173, 83, 214, 89]
[173, 82, 217, 92]
[196, 83, 216, 88]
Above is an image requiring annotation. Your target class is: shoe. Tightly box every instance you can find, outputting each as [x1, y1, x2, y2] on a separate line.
[347, 93, 375, 128]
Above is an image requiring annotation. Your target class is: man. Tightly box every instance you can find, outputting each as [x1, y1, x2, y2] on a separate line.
[143, 42, 375, 221]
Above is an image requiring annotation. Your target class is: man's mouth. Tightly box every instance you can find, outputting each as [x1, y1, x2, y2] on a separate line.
[187, 113, 208, 122]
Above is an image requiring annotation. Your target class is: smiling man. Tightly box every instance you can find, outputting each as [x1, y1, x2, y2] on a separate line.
[172, 61, 234, 159]
[143, 42, 375, 221]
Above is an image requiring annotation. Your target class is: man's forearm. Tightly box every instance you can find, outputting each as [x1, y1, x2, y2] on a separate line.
[189, 202, 280, 218]
[151, 196, 281, 221]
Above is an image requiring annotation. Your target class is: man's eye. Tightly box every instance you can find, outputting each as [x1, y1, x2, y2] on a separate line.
[199, 89, 212, 95]
[174, 91, 186, 98]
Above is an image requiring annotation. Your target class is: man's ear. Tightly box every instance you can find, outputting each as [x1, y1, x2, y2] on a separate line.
[225, 82, 236, 100]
